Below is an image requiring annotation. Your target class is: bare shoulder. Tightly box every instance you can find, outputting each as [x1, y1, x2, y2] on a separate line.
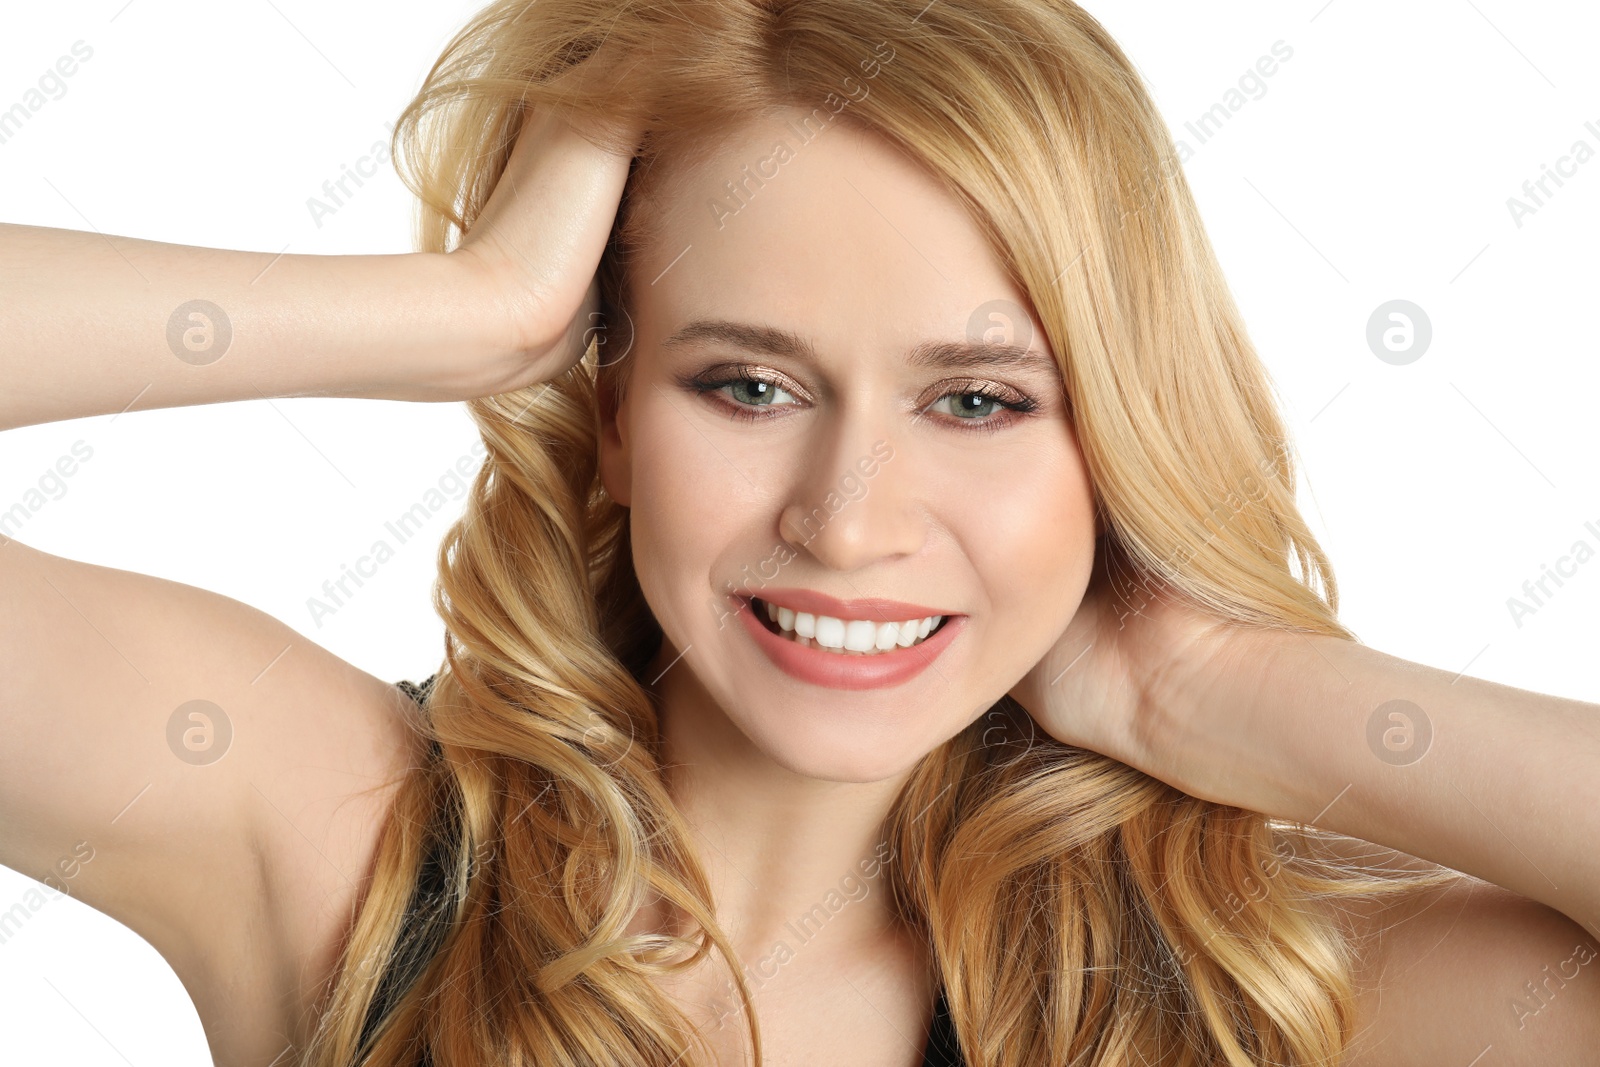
[0, 537, 430, 1063]
[1286, 830, 1600, 1066]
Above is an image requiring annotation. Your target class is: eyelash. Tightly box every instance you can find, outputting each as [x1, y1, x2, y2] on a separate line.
[678, 366, 1040, 436]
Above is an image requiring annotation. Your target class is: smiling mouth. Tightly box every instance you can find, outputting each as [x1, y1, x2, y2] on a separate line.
[748, 596, 950, 655]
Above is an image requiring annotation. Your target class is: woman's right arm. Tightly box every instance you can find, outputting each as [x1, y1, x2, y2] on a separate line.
[1, 227, 506, 431]
[0, 109, 633, 431]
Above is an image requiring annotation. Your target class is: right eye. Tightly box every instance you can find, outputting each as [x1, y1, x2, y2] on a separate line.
[682, 367, 805, 422]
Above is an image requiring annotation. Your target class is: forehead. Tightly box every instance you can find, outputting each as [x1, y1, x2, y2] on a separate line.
[630, 108, 1034, 357]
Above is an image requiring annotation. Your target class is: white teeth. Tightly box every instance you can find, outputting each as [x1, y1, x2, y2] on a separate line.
[754, 598, 944, 655]
[843, 619, 874, 652]
[874, 622, 900, 651]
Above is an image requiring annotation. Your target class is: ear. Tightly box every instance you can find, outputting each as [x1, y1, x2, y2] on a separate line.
[597, 376, 633, 508]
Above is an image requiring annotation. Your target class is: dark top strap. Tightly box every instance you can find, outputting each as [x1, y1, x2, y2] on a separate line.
[922, 984, 964, 1066]
[395, 673, 438, 708]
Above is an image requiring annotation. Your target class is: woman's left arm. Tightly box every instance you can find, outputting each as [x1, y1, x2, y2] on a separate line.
[1154, 630, 1600, 933]
[1009, 575, 1600, 938]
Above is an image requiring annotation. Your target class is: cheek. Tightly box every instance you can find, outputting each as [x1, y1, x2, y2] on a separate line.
[974, 496, 1094, 601]
[961, 451, 1098, 647]
[624, 406, 745, 628]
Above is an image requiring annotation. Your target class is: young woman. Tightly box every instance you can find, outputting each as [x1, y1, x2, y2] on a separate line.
[3, 1, 1596, 1064]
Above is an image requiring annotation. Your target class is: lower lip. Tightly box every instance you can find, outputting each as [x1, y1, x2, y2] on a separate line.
[733, 595, 964, 691]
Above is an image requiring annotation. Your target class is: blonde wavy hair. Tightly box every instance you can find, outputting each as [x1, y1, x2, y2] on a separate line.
[296, 2, 1459, 1065]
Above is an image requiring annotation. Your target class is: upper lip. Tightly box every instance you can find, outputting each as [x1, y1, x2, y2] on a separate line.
[743, 587, 957, 622]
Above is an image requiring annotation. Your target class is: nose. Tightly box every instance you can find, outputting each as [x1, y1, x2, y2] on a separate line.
[777, 414, 925, 572]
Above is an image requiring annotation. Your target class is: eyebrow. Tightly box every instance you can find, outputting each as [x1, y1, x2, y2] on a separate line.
[659, 318, 1060, 377]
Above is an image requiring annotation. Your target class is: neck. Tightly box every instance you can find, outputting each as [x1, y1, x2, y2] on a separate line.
[641, 637, 919, 988]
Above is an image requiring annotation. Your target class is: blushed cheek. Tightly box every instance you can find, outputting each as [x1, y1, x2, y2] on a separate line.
[627, 415, 742, 639]
[623, 431, 692, 629]
[631, 406, 710, 536]
[976, 466, 1097, 668]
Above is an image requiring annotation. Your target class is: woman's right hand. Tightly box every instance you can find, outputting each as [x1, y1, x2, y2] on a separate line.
[453, 107, 642, 397]
[0, 71, 642, 429]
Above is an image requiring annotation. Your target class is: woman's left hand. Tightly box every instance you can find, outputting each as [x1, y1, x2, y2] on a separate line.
[1005, 540, 1286, 808]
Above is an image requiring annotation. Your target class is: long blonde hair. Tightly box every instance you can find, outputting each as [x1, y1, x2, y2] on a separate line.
[297, 2, 1458, 1064]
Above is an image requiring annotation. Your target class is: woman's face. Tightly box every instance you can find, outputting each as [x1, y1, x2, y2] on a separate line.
[599, 108, 1098, 783]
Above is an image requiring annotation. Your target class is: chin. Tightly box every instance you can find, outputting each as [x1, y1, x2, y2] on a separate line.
[734, 711, 932, 784]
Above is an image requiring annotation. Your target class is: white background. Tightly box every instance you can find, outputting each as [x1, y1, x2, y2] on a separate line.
[2, 0, 1596, 1062]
